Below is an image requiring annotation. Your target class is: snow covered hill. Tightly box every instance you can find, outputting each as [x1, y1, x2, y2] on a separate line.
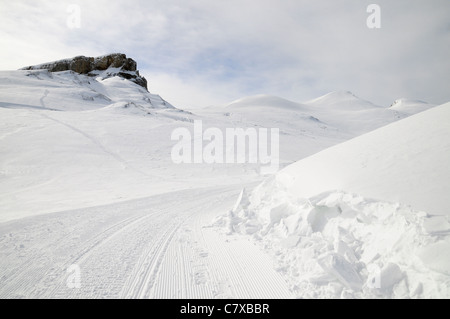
[0, 60, 194, 221]
[0, 55, 445, 299]
[195, 91, 434, 167]
[303, 91, 407, 135]
[217, 102, 450, 298]
[2, 65, 433, 222]
[0, 70, 172, 113]
[263, 101, 450, 216]
[388, 98, 435, 115]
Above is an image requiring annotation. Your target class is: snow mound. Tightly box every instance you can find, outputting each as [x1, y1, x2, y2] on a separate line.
[214, 188, 450, 298]
[275, 102, 450, 216]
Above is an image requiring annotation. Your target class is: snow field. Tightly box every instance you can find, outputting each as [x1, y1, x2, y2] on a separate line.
[0, 185, 293, 298]
[0, 67, 446, 299]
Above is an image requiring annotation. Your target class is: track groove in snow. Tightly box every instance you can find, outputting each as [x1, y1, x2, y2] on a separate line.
[44, 211, 164, 298]
[121, 219, 183, 299]
[0, 185, 293, 298]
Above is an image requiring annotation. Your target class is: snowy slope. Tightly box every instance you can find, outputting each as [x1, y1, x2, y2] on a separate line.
[389, 98, 435, 115]
[2, 71, 432, 222]
[0, 64, 443, 299]
[196, 95, 348, 167]
[216, 102, 450, 298]
[272, 102, 450, 216]
[0, 71, 437, 221]
[0, 69, 197, 221]
[303, 91, 407, 135]
[213, 91, 411, 136]
[195, 91, 432, 168]
[0, 68, 292, 298]
[0, 69, 173, 112]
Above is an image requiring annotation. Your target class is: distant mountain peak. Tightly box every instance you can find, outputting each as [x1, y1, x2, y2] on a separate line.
[316, 90, 359, 100]
[388, 98, 435, 115]
[330, 90, 356, 96]
[226, 94, 306, 111]
[305, 90, 380, 109]
[389, 98, 429, 107]
[20, 53, 148, 91]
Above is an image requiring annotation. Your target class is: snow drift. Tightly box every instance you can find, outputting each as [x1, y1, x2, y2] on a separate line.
[274, 102, 450, 216]
[215, 102, 450, 298]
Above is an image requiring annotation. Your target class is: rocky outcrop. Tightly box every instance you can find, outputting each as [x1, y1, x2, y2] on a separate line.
[21, 53, 148, 90]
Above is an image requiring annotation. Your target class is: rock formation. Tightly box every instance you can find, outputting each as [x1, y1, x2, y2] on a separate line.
[21, 53, 148, 90]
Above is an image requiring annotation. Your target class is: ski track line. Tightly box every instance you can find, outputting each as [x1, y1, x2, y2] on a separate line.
[151, 231, 192, 298]
[43, 211, 163, 298]
[127, 186, 241, 299]
[147, 185, 293, 299]
[200, 227, 293, 299]
[71, 212, 161, 265]
[1, 184, 289, 299]
[38, 111, 129, 168]
[0, 208, 154, 298]
[0, 126, 24, 141]
[1, 193, 154, 298]
[65, 187, 229, 298]
[120, 188, 227, 299]
[150, 200, 222, 299]
[119, 214, 187, 299]
[198, 192, 259, 298]
[207, 233, 250, 298]
[141, 222, 183, 299]
[0, 217, 83, 298]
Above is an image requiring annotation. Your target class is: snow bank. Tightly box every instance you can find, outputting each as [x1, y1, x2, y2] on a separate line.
[214, 188, 450, 298]
[214, 103, 450, 298]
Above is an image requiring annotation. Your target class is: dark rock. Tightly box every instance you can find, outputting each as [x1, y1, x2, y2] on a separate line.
[21, 53, 148, 91]
[72, 56, 93, 74]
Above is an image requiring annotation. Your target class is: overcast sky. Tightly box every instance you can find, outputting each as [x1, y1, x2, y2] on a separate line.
[1, 0, 449, 108]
